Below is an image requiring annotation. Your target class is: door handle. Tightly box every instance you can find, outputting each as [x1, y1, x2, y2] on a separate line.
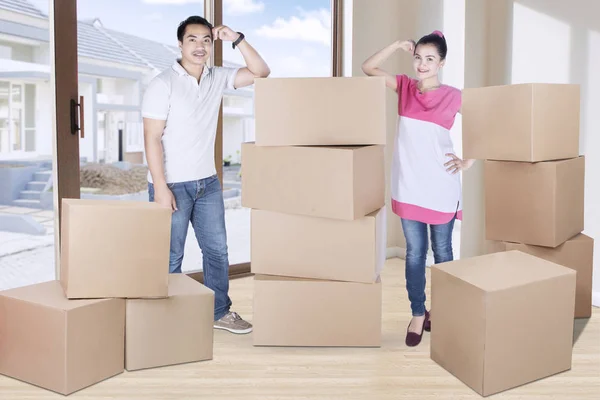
[70, 95, 85, 139]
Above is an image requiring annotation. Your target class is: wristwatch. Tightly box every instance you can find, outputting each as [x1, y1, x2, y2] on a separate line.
[232, 32, 245, 49]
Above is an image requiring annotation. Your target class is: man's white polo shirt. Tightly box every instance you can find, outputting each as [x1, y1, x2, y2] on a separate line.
[142, 60, 239, 184]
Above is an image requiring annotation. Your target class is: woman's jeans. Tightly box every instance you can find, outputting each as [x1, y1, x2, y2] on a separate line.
[401, 215, 456, 317]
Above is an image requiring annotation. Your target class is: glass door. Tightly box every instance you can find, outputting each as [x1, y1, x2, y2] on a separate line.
[47, 0, 343, 282]
[0, 2, 62, 290]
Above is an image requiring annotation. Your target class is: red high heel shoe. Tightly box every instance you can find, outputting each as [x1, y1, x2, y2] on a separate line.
[424, 310, 431, 332]
[405, 310, 430, 347]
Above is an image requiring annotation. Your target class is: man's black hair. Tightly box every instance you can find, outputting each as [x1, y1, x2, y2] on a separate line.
[177, 16, 213, 42]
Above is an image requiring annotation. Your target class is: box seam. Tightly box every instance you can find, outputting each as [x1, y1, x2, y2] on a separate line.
[530, 85, 534, 161]
[63, 309, 68, 394]
[552, 164, 560, 247]
[482, 292, 487, 396]
[351, 148, 358, 218]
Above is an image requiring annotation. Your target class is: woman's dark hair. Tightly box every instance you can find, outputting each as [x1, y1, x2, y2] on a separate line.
[415, 30, 447, 60]
[177, 16, 213, 42]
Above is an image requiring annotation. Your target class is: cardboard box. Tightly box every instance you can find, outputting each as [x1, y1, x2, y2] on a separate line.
[484, 157, 585, 247]
[61, 198, 171, 299]
[253, 275, 382, 347]
[125, 275, 214, 371]
[241, 143, 385, 220]
[430, 250, 576, 397]
[462, 83, 580, 161]
[254, 77, 387, 146]
[486, 234, 594, 318]
[251, 207, 386, 283]
[0, 281, 125, 395]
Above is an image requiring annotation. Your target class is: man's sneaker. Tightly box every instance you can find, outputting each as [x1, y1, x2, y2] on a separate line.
[213, 311, 253, 334]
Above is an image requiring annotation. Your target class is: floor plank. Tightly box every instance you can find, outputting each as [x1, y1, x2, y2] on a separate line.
[1, 258, 599, 399]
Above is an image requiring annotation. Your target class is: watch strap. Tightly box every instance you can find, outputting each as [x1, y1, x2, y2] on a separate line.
[232, 32, 245, 49]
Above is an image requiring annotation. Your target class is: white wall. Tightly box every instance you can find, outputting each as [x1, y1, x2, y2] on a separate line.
[418, 0, 444, 37]
[97, 77, 138, 105]
[588, 29, 600, 306]
[462, 0, 600, 306]
[441, 0, 465, 163]
[117, 79, 138, 106]
[460, 0, 489, 260]
[509, 0, 600, 307]
[0, 40, 33, 62]
[223, 117, 244, 165]
[33, 43, 50, 64]
[345, 0, 418, 251]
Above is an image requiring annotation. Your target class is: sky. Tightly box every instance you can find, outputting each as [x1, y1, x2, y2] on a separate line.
[29, 0, 332, 77]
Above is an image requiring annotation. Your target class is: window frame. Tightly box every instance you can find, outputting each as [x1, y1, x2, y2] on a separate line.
[51, 0, 344, 280]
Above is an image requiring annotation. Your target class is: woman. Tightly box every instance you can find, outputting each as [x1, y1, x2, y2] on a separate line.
[362, 30, 474, 347]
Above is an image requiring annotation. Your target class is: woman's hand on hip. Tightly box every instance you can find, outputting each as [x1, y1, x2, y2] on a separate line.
[445, 153, 475, 174]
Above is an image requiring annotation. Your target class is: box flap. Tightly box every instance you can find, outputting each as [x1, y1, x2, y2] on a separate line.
[571, 233, 594, 243]
[0, 281, 107, 310]
[433, 251, 576, 292]
[167, 274, 214, 297]
[63, 198, 166, 210]
[254, 274, 381, 284]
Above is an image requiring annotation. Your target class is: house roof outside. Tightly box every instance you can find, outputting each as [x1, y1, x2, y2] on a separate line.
[99, 22, 181, 71]
[0, 0, 44, 18]
[77, 20, 150, 69]
[0, 0, 245, 73]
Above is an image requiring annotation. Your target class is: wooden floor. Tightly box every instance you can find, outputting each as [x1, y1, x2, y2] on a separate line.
[1, 258, 599, 399]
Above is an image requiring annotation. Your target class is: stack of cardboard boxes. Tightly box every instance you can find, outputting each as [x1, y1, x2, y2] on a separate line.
[463, 83, 594, 319]
[429, 83, 592, 397]
[0, 199, 215, 395]
[242, 77, 388, 347]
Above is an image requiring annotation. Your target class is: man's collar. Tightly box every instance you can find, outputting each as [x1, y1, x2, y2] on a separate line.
[172, 59, 210, 77]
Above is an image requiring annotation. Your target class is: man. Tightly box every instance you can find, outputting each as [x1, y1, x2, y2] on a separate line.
[142, 16, 270, 334]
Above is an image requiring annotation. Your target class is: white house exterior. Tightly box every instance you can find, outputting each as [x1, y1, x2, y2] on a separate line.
[0, 0, 255, 165]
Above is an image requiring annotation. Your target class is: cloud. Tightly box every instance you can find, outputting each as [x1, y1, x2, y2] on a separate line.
[224, 41, 330, 78]
[141, 0, 264, 15]
[143, 12, 164, 22]
[142, 0, 203, 4]
[271, 55, 330, 77]
[255, 8, 331, 46]
[224, 0, 265, 16]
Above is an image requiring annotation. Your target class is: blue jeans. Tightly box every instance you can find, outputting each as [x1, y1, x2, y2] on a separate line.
[401, 215, 456, 317]
[148, 175, 231, 320]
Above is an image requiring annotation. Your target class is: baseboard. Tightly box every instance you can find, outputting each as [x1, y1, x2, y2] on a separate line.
[386, 247, 402, 259]
[396, 247, 435, 266]
[593, 291, 600, 308]
[187, 263, 251, 283]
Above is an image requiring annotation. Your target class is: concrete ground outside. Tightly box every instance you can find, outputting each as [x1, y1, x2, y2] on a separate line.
[0, 162, 249, 290]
